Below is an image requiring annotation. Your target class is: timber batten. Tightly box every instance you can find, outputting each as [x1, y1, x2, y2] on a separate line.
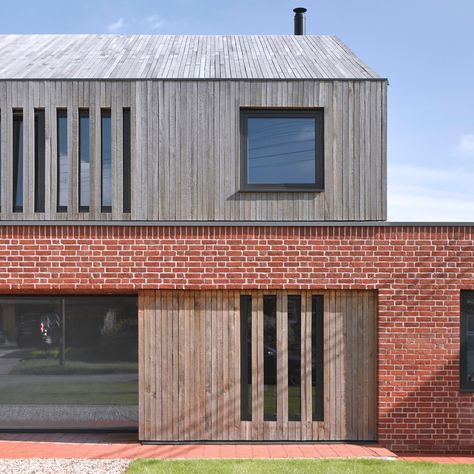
[139, 290, 377, 441]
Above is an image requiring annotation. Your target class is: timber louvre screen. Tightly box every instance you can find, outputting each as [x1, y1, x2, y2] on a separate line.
[139, 289, 377, 442]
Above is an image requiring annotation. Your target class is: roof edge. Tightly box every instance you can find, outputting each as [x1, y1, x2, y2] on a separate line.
[0, 221, 471, 227]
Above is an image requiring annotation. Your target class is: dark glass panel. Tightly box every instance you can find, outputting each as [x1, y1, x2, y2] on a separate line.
[79, 109, 90, 211]
[467, 336, 474, 384]
[288, 295, 301, 421]
[462, 291, 474, 389]
[57, 110, 68, 212]
[123, 108, 131, 213]
[312, 295, 324, 421]
[263, 295, 277, 421]
[247, 117, 316, 184]
[12, 110, 23, 212]
[101, 109, 112, 212]
[0, 113, 1, 212]
[0, 295, 138, 429]
[34, 109, 45, 213]
[240, 295, 252, 421]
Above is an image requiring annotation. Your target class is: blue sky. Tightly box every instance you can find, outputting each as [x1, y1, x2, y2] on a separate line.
[1, 0, 473, 221]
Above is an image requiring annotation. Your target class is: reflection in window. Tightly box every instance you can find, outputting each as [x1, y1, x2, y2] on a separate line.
[240, 295, 252, 421]
[13, 110, 23, 212]
[123, 108, 131, 213]
[241, 110, 324, 191]
[312, 295, 324, 421]
[0, 113, 1, 212]
[57, 109, 68, 212]
[0, 295, 138, 429]
[34, 109, 46, 213]
[79, 109, 90, 211]
[461, 291, 474, 391]
[101, 109, 112, 212]
[263, 295, 277, 421]
[288, 295, 301, 421]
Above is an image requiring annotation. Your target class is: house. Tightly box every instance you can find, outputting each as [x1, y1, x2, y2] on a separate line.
[0, 9, 472, 454]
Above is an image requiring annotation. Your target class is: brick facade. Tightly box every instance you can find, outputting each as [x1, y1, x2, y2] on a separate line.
[1, 224, 473, 453]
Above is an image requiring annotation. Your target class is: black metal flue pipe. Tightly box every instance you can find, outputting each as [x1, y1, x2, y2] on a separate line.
[293, 7, 307, 35]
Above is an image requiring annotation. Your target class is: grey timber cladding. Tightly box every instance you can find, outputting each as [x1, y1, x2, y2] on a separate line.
[0, 35, 380, 80]
[0, 79, 387, 221]
[139, 289, 377, 441]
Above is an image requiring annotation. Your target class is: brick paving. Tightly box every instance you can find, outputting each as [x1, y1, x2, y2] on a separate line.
[0, 433, 472, 464]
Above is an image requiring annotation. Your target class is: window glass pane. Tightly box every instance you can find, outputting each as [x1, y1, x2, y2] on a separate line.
[468, 335, 474, 383]
[123, 108, 131, 213]
[240, 295, 252, 421]
[34, 109, 45, 213]
[463, 292, 474, 387]
[247, 117, 316, 185]
[0, 113, 2, 211]
[57, 110, 68, 211]
[263, 295, 277, 421]
[13, 110, 23, 212]
[288, 295, 301, 421]
[0, 295, 138, 429]
[79, 110, 90, 211]
[312, 295, 324, 421]
[101, 109, 112, 212]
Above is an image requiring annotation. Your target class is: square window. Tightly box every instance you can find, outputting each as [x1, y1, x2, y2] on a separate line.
[240, 109, 324, 191]
[461, 291, 474, 391]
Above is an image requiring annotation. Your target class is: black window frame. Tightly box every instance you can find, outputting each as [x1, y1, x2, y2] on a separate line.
[12, 109, 24, 213]
[122, 108, 131, 213]
[34, 108, 46, 213]
[78, 108, 90, 213]
[240, 295, 252, 421]
[101, 108, 112, 213]
[312, 294, 324, 421]
[461, 290, 474, 392]
[56, 108, 68, 213]
[240, 108, 324, 192]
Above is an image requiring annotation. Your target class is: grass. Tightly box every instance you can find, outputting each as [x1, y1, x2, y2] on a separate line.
[0, 382, 138, 405]
[262, 385, 301, 419]
[126, 459, 474, 474]
[10, 358, 138, 375]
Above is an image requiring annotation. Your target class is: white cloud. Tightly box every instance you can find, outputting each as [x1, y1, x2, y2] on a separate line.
[107, 18, 126, 33]
[144, 14, 164, 31]
[459, 134, 474, 157]
[388, 164, 474, 221]
[389, 188, 474, 221]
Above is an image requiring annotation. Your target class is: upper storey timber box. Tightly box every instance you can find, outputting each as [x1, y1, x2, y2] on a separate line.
[0, 34, 386, 222]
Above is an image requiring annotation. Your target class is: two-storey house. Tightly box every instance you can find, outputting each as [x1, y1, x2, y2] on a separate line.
[0, 9, 472, 454]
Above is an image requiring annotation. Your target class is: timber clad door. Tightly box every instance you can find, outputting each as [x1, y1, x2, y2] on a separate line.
[139, 290, 377, 441]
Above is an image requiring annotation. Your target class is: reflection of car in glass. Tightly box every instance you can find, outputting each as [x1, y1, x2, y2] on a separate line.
[17, 313, 61, 347]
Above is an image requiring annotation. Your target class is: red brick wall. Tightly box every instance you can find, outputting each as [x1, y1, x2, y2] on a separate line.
[0, 224, 473, 453]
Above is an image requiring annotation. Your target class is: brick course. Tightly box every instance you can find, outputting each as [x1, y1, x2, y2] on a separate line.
[0, 224, 473, 453]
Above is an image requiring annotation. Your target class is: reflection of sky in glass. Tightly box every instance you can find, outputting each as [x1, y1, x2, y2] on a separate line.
[57, 114, 68, 209]
[248, 117, 316, 184]
[79, 112, 90, 209]
[13, 116, 23, 208]
[101, 113, 112, 209]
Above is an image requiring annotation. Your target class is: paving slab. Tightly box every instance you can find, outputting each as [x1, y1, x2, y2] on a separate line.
[0, 434, 472, 464]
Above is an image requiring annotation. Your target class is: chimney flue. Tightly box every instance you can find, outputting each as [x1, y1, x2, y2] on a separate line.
[293, 7, 307, 35]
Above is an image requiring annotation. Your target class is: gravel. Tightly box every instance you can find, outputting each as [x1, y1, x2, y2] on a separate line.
[0, 458, 132, 474]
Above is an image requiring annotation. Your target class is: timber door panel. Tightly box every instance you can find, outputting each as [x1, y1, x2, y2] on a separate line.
[139, 290, 377, 441]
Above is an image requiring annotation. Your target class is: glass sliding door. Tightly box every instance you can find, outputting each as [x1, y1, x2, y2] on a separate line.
[0, 295, 138, 430]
